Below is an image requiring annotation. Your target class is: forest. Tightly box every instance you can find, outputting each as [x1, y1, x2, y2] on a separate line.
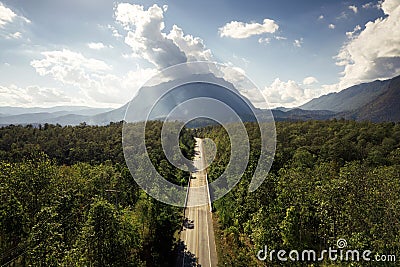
[0, 120, 399, 266]
[0, 121, 194, 266]
[198, 120, 400, 266]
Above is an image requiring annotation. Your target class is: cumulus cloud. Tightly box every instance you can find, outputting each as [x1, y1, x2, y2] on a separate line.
[335, 0, 400, 89]
[263, 78, 333, 107]
[31, 49, 111, 77]
[263, 78, 304, 106]
[115, 3, 187, 69]
[381, 0, 399, 13]
[318, 15, 324, 20]
[303, 76, 318, 85]
[0, 85, 71, 106]
[114, 3, 212, 69]
[348, 5, 358, 14]
[329, 23, 336, 29]
[219, 18, 279, 39]
[167, 25, 213, 62]
[30, 49, 156, 104]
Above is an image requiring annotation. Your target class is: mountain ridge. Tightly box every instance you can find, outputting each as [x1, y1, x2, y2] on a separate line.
[1, 75, 399, 126]
[299, 77, 394, 112]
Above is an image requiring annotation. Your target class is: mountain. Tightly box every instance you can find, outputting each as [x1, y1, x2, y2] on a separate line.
[122, 73, 262, 124]
[88, 104, 128, 125]
[342, 76, 400, 122]
[273, 107, 293, 112]
[271, 108, 336, 121]
[0, 106, 112, 126]
[300, 75, 400, 122]
[0, 74, 263, 126]
[0, 106, 112, 116]
[1, 75, 399, 126]
[299, 78, 393, 112]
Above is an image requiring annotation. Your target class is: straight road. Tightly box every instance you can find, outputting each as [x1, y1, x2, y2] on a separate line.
[177, 138, 217, 267]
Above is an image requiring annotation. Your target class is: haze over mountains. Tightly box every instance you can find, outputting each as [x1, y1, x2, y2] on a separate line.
[1, 75, 399, 126]
[0, 106, 113, 126]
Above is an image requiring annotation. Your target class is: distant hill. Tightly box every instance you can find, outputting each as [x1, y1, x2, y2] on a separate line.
[300, 75, 400, 122]
[0, 106, 112, 126]
[271, 108, 336, 121]
[342, 75, 400, 122]
[88, 104, 128, 125]
[300, 78, 393, 112]
[0, 106, 112, 116]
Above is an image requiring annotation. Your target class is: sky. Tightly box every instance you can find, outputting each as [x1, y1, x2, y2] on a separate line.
[0, 0, 399, 108]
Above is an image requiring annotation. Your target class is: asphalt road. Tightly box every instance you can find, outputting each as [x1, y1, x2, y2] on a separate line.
[177, 138, 218, 267]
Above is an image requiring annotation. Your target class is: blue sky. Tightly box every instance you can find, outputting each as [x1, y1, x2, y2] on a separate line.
[0, 0, 399, 108]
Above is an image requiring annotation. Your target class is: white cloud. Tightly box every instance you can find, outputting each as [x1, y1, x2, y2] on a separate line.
[362, 2, 381, 9]
[220, 65, 246, 85]
[167, 25, 213, 62]
[258, 36, 286, 44]
[336, 11, 348, 20]
[381, 0, 398, 14]
[303, 76, 318, 85]
[263, 78, 304, 106]
[362, 2, 373, 8]
[31, 49, 111, 77]
[115, 3, 187, 69]
[115, 3, 212, 69]
[0, 84, 71, 106]
[318, 15, 324, 20]
[30, 49, 156, 104]
[263, 78, 335, 107]
[87, 42, 106, 50]
[106, 24, 123, 38]
[4, 31, 22, 39]
[162, 5, 168, 12]
[219, 18, 279, 39]
[293, 38, 303, 47]
[0, 2, 16, 28]
[335, 0, 400, 89]
[345, 24, 362, 38]
[275, 36, 287, 40]
[258, 37, 270, 44]
[0, 2, 30, 28]
[328, 23, 336, 29]
[349, 5, 358, 14]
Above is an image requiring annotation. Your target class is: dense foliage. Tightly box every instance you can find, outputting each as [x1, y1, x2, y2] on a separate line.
[1, 120, 399, 266]
[0, 121, 195, 266]
[199, 120, 400, 266]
